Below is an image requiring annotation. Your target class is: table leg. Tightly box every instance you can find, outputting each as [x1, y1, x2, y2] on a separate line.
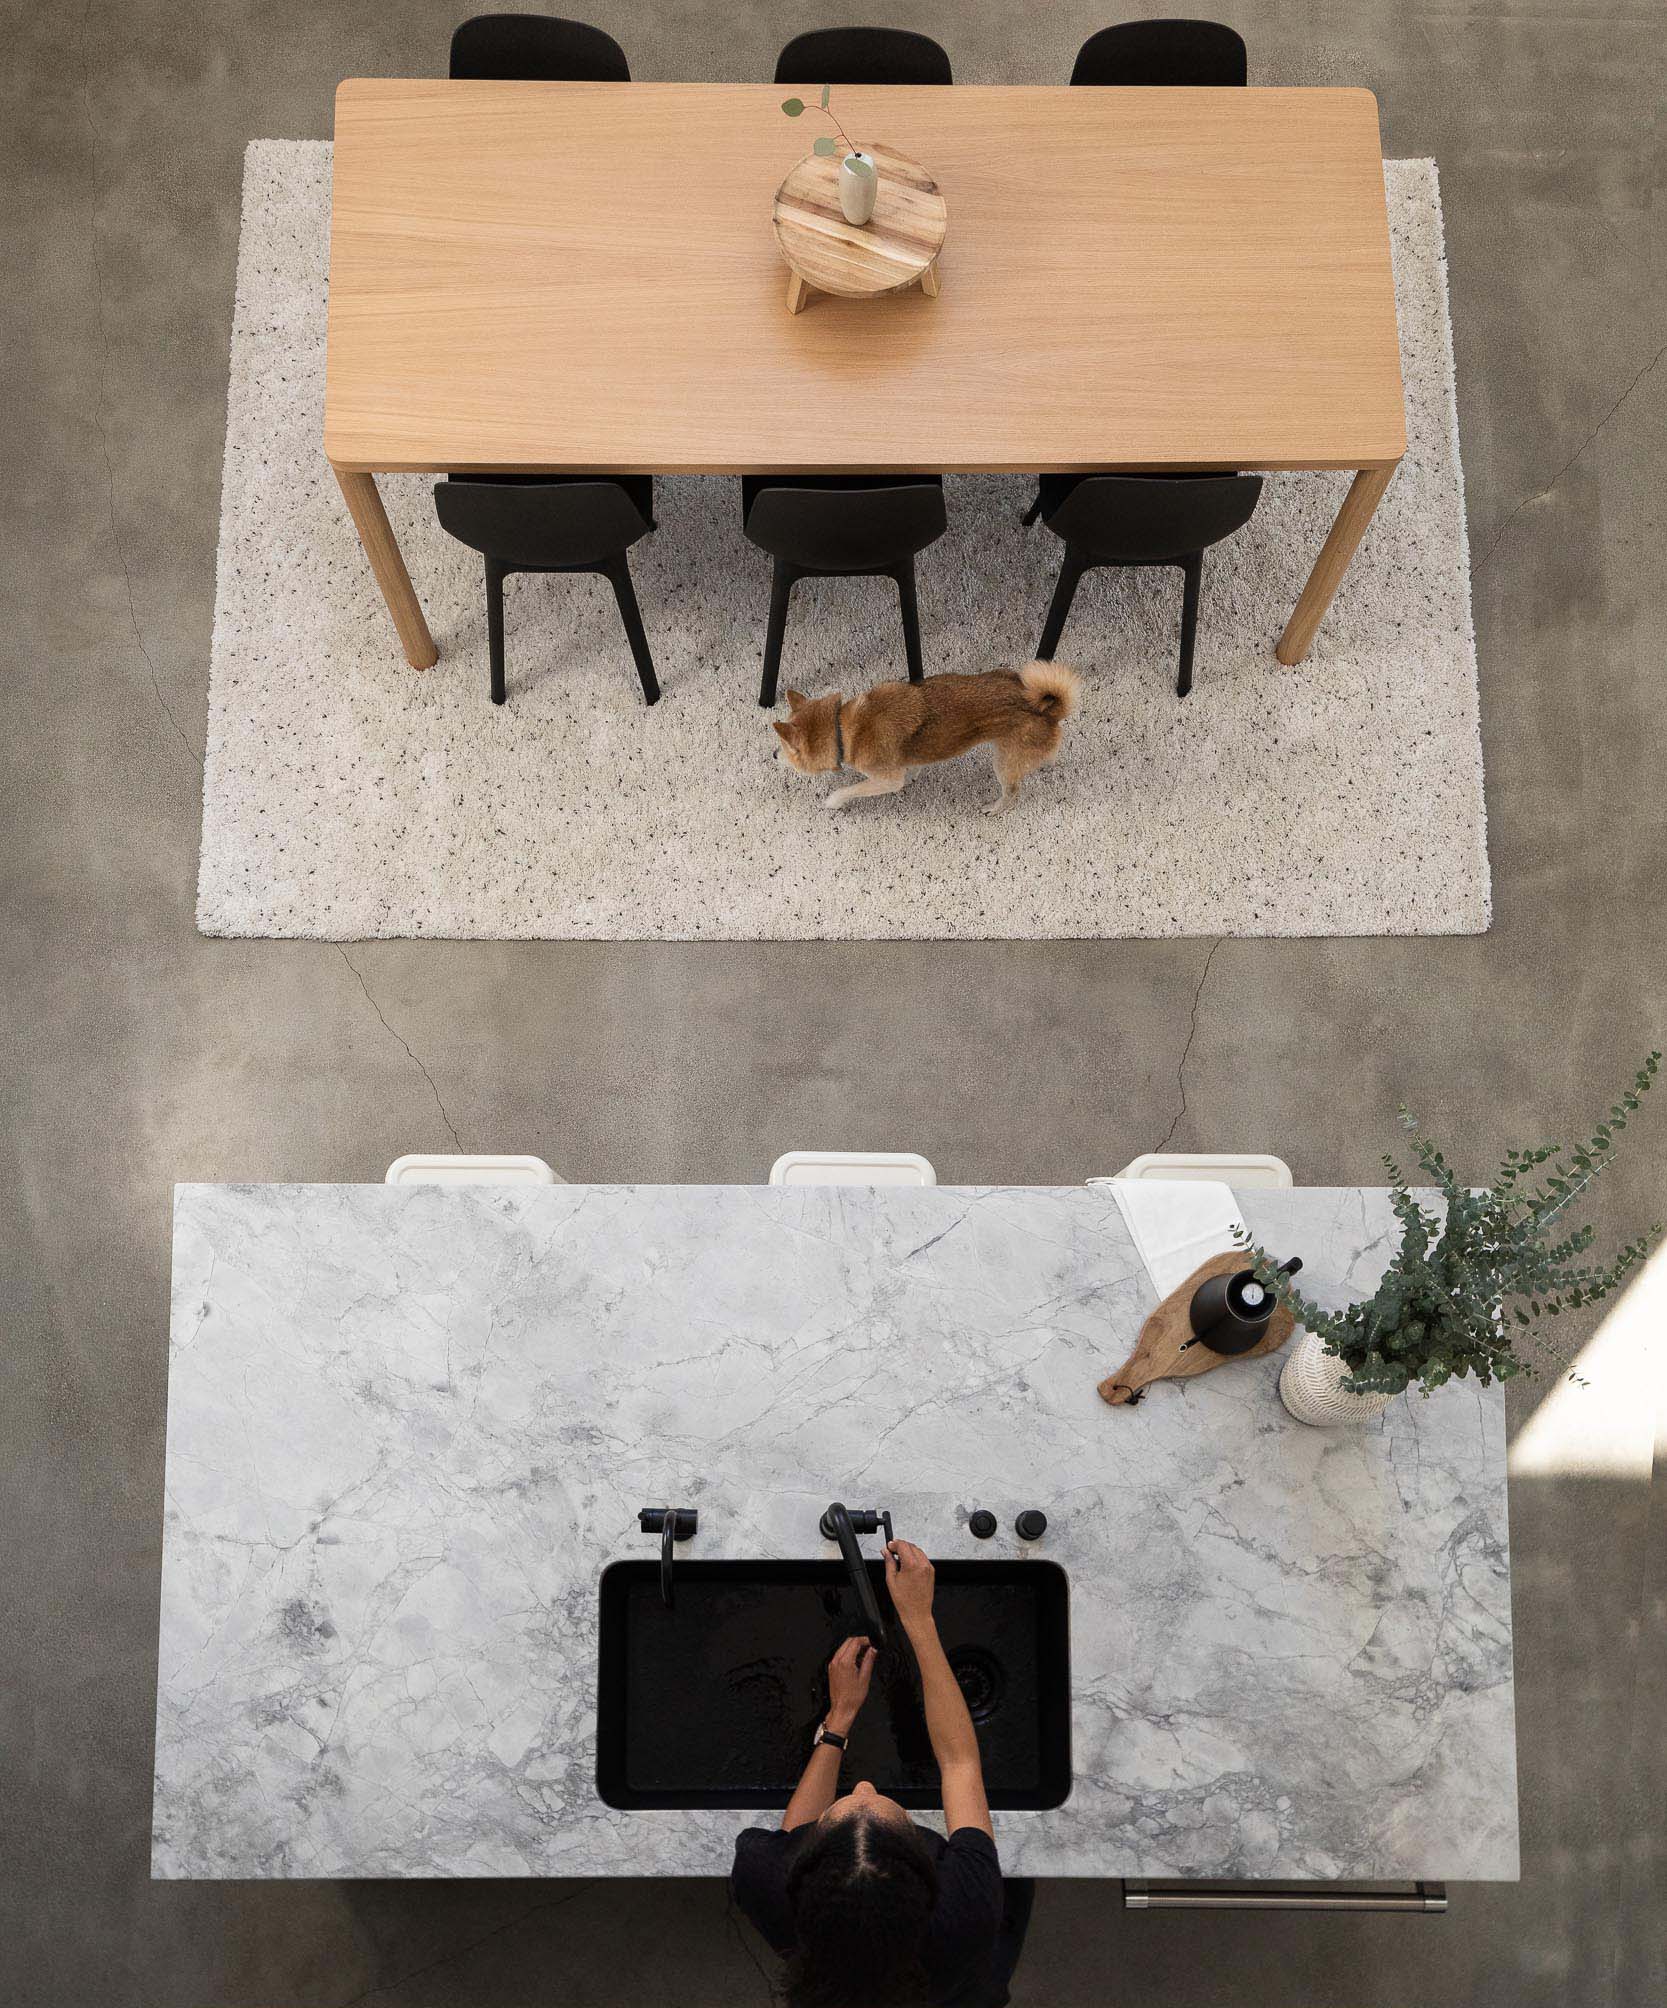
[1275, 462, 1396, 665]
[786, 272, 812, 315]
[332, 466, 437, 669]
[920, 259, 940, 299]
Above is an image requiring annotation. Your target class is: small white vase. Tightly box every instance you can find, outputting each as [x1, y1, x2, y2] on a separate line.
[839, 151, 878, 226]
[1279, 1329, 1397, 1426]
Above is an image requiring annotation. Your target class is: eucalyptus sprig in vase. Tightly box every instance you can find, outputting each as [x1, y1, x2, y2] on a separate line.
[1244, 1053, 1661, 1425]
[781, 83, 878, 224]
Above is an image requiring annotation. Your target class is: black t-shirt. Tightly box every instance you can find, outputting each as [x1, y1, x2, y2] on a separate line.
[730, 1822, 1008, 2008]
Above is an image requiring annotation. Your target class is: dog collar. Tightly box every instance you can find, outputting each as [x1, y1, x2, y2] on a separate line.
[833, 704, 845, 772]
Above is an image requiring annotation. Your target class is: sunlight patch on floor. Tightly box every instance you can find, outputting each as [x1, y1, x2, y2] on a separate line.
[1508, 1241, 1666, 1482]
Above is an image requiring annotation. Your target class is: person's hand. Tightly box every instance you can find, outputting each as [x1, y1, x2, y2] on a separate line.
[885, 1538, 936, 1632]
[825, 1635, 875, 1733]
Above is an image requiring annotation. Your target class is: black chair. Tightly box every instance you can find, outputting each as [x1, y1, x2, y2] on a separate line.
[741, 476, 949, 707]
[1070, 20, 1247, 86]
[449, 12, 630, 80]
[1028, 475, 1262, 697]
[774, 27, 953, 86]
[433, 476, 659, 706]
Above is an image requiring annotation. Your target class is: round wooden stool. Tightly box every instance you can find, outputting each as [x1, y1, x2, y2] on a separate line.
[772, 146, 948, 315]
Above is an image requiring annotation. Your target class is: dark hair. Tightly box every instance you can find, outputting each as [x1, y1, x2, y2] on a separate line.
[783, 1811, 939, 2008]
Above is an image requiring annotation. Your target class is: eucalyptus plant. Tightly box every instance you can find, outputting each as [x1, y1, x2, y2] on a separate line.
[781, 83, 858, 158]
[1243, 1053, 1661, 1399]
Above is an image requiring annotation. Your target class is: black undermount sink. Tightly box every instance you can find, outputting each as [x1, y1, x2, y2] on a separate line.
[596, 1559, 1071, 1811]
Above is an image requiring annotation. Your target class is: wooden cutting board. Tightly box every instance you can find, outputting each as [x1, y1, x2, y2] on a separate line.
[1098, 1250, 1295, 1406]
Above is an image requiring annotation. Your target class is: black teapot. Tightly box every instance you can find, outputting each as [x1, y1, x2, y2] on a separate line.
[1188, 1256, 1302, 1355]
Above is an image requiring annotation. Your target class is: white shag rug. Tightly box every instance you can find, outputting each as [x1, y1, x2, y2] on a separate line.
[197, 144, 1488, 941]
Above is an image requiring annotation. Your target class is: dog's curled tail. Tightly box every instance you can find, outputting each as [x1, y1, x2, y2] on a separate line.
[1018, 660, 1082, 721]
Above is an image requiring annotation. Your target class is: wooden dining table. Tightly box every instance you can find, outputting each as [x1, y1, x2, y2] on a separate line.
[325, 80, 1406, 672]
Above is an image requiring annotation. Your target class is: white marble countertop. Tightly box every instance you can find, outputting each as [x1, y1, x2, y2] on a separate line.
[152, 1184, 1518, 1880]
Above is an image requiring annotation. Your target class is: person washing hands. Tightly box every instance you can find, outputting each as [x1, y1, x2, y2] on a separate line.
[730, 1539, 1034, 2008]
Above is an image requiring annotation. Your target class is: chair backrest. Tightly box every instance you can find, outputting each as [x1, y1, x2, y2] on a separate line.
[1070, 20, 1247, 87]
[744, 479, 948, 573]
[1092, 1152, 1294, 1187]
[434, 478, 653, 570]
[771, 1151, 937, 1186]
[775, 27, 953, 86]
[387, 1153, 560, 1184]
[449, 12, 630, 80]
[1047, 474, 1262, 563]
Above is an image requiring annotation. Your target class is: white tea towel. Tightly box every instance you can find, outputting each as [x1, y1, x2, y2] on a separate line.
[1110, 1180, 1246, 1300]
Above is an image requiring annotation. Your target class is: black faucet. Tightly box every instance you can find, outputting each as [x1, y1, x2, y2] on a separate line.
[639, 1506, 697, 1608]
[821, 1502, 894, 1647]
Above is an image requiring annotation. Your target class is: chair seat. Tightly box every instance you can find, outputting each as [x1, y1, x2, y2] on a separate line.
[742, 473, 943, 521]
[437, 475, 655, 570]
[449, 471, 654, 525]
[774, 27, 952, 87]
[741, 475, 948, 571]
[449, 13, 631, 82]
[770, 1150, 937, 1186]
[1034, 469, 1221, 529]
[1041, 472, 1262, 564]
[1092, 1152, 1294, 1188]
[386, 1152, 562, 1184]
[1070, 20, 1247, 87]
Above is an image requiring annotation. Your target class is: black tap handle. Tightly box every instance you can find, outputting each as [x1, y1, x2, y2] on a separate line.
[640, 1506, 698, 1610]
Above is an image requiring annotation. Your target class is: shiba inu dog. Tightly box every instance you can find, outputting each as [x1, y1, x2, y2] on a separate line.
[772, 662, 1082, 813]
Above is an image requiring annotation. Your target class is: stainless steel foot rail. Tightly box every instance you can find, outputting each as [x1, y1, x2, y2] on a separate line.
[1123, 1881, 1447, 1913]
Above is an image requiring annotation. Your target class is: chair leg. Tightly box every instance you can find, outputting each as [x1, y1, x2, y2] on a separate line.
[1177, 553, 1202, 699]
[603, 556, 660, 706]
[1036, 547, 1086, 661]
[485, 557, 507, 705]
[896, 563, 925, 684]
[759, 561, 796, 707]
[1021, 487, 1043, 528]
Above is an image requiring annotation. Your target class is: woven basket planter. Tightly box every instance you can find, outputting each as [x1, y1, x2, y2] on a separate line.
[1279, 1329, 1397, 1426]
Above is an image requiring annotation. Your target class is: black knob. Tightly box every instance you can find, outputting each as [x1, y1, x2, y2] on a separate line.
[1015, 1510, 1048, 1541]
[968, 1510, 998, 1540]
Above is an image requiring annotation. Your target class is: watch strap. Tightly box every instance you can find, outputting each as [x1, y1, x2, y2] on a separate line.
[813, 1723, 848, 1751]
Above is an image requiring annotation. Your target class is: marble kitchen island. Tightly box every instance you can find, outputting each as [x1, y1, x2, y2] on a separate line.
[153, 1184, 1518, 1881]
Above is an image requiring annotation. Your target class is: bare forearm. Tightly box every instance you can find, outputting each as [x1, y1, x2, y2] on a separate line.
[902, 1614, 980, 1772]
[782, 1743, 845, 1831]
[786, 1635, 877, 1829]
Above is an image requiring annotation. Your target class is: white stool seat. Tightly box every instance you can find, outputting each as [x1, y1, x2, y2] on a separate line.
[385, 1154, 560, 1185]
[770, 1150, 937, 1187]
[1090, 1152, 1293, 1188]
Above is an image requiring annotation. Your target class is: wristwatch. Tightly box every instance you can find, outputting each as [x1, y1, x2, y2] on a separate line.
[812, 1722, 848, 1751]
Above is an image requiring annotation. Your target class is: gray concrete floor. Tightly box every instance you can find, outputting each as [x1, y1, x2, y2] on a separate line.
[4, 0, 1664, 2001]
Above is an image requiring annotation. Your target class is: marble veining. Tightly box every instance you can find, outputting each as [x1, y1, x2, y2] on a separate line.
[152, 1184, 1518, 1879]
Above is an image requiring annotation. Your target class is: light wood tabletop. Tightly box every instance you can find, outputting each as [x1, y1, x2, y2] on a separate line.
[326, 80, 1406, 669]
